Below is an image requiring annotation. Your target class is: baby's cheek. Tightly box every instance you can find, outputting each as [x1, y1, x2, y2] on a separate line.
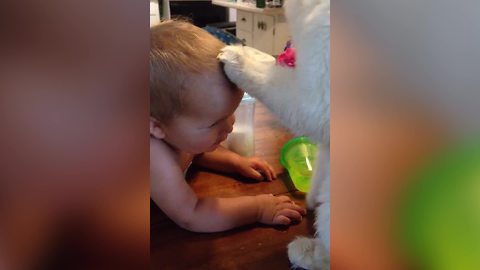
[199, 129, 218, 144]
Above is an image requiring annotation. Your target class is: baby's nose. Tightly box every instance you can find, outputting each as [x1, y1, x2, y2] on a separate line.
[226, 123, 233, 134]
[226, 115, 235, 133]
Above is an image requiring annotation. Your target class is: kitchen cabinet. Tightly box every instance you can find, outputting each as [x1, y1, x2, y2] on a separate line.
[212, 0, 290, 55]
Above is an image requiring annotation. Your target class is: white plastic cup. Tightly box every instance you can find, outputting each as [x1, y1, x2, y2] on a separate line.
[225, 93, 256, 156]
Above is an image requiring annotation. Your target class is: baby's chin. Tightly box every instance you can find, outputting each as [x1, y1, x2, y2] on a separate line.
[206, 137, 228, 152]
[205, 141, 221, 152]
[186, 142, 220, 154]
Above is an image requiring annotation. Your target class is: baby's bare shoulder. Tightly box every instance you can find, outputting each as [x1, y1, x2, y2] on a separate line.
[150, 138, 182, 175]
[150, 137, 175, 157]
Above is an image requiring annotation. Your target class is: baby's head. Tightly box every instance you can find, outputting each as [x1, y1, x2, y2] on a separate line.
[150, 20, 243, 154]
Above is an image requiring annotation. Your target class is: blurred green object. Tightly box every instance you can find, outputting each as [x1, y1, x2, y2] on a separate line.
[280, 136, 317, 192]
[256, 0, 266, 8]
[399, 139, 480, 270]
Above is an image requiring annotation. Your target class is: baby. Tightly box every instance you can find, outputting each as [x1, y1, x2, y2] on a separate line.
[150, 20, 305, 232]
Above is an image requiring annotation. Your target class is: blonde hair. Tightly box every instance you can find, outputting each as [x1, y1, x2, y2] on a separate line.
[150, 20, 225, 123]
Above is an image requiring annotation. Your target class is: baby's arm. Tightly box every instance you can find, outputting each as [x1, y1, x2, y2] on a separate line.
[193, 146, 276, 181]
[150, 139, 304, 232]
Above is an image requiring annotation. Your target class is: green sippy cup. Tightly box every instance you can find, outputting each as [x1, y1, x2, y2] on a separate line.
[280, 136, 318, 192]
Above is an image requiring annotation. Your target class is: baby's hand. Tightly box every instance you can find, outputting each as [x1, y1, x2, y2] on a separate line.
[234, 156, 276, 181]
[255, 194, 306, 225]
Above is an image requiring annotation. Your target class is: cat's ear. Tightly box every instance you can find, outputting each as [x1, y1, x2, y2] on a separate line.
[150, 117, 166, 139]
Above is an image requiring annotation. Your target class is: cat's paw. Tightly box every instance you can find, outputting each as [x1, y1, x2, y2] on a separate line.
[288, 237, 330, 270]
[218, 45, 245, 84]
[218, 45, 275, 90]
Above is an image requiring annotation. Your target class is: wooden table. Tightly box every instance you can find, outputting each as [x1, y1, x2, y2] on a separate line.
[150, 102, 315, 270]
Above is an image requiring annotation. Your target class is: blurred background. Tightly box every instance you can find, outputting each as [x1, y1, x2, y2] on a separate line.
[0, 0, 149, 269]
[333, 0, 479, 269]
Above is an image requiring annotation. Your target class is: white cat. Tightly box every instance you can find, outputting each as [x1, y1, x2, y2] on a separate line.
[218, 0, 330, 269]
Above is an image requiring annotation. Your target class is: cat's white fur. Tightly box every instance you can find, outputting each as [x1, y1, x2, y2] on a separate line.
[218, 0, 330, 269]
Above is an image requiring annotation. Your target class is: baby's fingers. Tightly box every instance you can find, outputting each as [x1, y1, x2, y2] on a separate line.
[260, 161, 276, 181]
[290, 204, 307, 216]
[251, 160, 273, 181]
[277, 200, 306, 215]
[277, 208, 303, 222]
[273, 215, 291, 225]
[245, 168, 264, 181]
[292, 204, 307, 216]
[262, 162, 276, 181]
[277, 195, 294, 204]
[279, 202, 306, 216]
[267, 163, 277, 179]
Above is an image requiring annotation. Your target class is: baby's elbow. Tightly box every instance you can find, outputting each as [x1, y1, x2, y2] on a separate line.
[176, 216, 204, 232]
[172, 200, 217, 232]
[176, 216, 194, 231]
[173, 207, 204, 232]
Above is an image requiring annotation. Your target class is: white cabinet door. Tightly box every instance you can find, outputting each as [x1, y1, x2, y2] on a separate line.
[237, 29, 253, 46]
[253, 14, 274, 54]
[236, 10, 253, 32]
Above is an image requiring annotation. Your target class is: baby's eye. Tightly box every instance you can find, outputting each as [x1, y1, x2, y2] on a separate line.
[208, 121, 218, 128]
[206, 117, 226, 128]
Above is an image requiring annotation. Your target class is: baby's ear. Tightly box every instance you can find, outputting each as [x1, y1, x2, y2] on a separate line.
[150, 117, 165, 139]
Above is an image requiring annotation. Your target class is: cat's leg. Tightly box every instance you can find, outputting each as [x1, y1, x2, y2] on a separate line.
[284, 0, 330, 38]
[219, 0, 330, 143]
[219, 46, 328, 142]
[306, 144, 330, 209]
[288, 201, 330, 270]
[288, 237, 330, 270]
[219, 46, 313, 136]
[219, 46, 301, 131]
[295, 146, 330, 269]
[284, 0, 331, 144]
[306, 165, 322, 210]
[315, 147, 330, 253]
[315, 201, 330, 253]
